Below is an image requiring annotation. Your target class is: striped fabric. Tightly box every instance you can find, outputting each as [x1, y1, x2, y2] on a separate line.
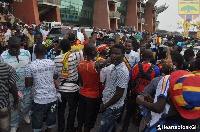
[0, 62, 19, 109]
[54, 51, 84, 92]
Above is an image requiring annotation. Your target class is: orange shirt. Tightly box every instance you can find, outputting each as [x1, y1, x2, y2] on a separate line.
[78, 61, 100, 98]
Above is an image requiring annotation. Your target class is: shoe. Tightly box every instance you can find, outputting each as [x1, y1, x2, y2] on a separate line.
[10, 126, 18, 132]
[24, 114, 31, 124]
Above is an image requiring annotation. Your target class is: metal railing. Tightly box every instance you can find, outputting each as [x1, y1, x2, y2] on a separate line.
[109, 11, 120, 19]
[138, 18, 145, 24]
[37, 0, 61, 6]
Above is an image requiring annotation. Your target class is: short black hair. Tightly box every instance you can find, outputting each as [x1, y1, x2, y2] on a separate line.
[34, 32, 43, 39]
[8, 36, 21, 46]
[35, 44, 46, 55]
[171, 52, 184, 69]
[195, 58, 200, 70]
[60, 39, 71, 52]
[112, 44, 125, 54]
[84, 43, 96, 56]
[68, 34, 76, 43]
[142, 49, 153, 60]
[184, 49, 195, 57]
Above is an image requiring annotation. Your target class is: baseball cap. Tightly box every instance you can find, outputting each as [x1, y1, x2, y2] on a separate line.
[169, 70, 200, 119]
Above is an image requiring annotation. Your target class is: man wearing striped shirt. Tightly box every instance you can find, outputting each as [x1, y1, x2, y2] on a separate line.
[54, 39, 84, 132]
[0, 62, 19, 132]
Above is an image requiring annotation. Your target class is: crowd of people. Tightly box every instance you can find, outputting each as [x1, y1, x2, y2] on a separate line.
[0, 21, 200, 132]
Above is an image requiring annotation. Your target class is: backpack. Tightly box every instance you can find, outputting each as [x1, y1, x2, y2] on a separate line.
[129, 62, 155, 103]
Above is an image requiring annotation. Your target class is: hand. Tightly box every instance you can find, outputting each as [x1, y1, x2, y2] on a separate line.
[136, 95, 144, 105]
[94, 27, 99, 33]
[69, 25, 74, 34]
[161, 47, 173, 69]
[100, 103, 105, 112]
[13, 103, 18, 111]
[81, 28, 85, 33]
[145, 94, 154, 103]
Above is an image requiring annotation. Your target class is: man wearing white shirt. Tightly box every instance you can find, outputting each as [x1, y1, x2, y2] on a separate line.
[41, 25, 49, 40]
[125, 39, 140, 67]
[32, 32, 44, 61]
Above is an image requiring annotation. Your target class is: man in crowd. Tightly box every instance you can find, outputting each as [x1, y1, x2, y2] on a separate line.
[1, 36, 32, 132]
[25, 44, 58, 132]
[54, 39, 83, 132]
[99, 44, 129, 132]
[0, 61, 19, 132]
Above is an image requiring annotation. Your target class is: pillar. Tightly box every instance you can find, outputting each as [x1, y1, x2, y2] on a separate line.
[126, 0, 138, 31]
[93, 0, 110, 30]
[13, 0, 40, 25]
[144, 2, 153, 32]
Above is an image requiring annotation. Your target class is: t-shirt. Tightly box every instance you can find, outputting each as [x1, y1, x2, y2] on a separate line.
[102, 62, 129, 109]
[142, 76, 163, 123]
[125, 50, 140, 67]
[78, 61, 100, 98]
[25, 59, 57, 104]
[130, 62, 160, 93]
[1, 49, 31, 93]
[54, 51, 83, 92]
[0, 62, 19, 108]
[149, 75, 170, 127]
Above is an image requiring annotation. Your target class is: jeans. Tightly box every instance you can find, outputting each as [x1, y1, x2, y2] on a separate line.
[121, 100, 142, 132]
[58, 91, 78, 132]
[32, 101, 57, 132]
[98, 107, 122, 132]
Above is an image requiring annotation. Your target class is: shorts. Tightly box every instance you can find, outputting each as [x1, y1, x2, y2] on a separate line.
[0, 106, 11, 132]
[32, 101, 57, 132]
[77, 94, 100, 129]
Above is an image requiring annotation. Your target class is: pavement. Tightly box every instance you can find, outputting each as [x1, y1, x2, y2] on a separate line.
[18, 106, 139, 132]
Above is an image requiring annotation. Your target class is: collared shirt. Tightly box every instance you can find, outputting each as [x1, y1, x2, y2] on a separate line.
[102, 62, 129, 109]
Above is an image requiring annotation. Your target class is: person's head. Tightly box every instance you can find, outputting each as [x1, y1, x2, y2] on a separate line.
[167, 71, 200, 120]
[195, 58, 200, 70]
[111, 44, 125, 65]
[83, 43, 98, 59]
[8, 36, 21, 56]
[34, 44, 46, 57]
[16, 25, 21, 32]
[68, 34, 76, 46]
[142, 49, 153, 61]
[108, 38, 115, 49]
[171, 52, 184, 70]
[35, 26, 40, 32]
[28, 28, 33, 35]
[34, 32, 43, 44]
[140, 43, 146, 52]
[3, 25, 7, 32]
[45, 26, 49, 31]
[97, 44, 108, 58]
[60, 39, 71, 53]
[125, 39, 133, 54]
[171, 45, 182, 53]
[184, 49, 195, 62]
[146, 36, 152, 43]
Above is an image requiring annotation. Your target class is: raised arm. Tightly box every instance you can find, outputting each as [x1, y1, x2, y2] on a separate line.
[89, 27, 99, 44]
[81, 28, 89, 42]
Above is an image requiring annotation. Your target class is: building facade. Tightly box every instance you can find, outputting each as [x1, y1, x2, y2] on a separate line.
[12, 0, 61, 25]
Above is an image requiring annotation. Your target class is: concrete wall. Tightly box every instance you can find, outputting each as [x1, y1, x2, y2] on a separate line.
[40, 6, 61, 22]
[144, 2, 153, 32]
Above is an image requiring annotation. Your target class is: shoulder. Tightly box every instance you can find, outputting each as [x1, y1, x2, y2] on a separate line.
[118, 62, 129, 75]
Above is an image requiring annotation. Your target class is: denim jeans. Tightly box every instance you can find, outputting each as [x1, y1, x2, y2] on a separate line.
[58, 91, 78, 132]
[98, 107, 122, 132]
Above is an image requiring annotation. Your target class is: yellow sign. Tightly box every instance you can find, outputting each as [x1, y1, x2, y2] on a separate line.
[179, 0, 200, 15]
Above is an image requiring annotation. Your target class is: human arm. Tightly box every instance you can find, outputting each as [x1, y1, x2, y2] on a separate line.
[100, 86, 125, 111]
[63, 25, 74, 39]
[95, 57, 111, 73]
[115, 34, 120, 44]
[81, 28, 89, 42]
[10, 83, 19, 111]
[89, 27, 99, 44]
